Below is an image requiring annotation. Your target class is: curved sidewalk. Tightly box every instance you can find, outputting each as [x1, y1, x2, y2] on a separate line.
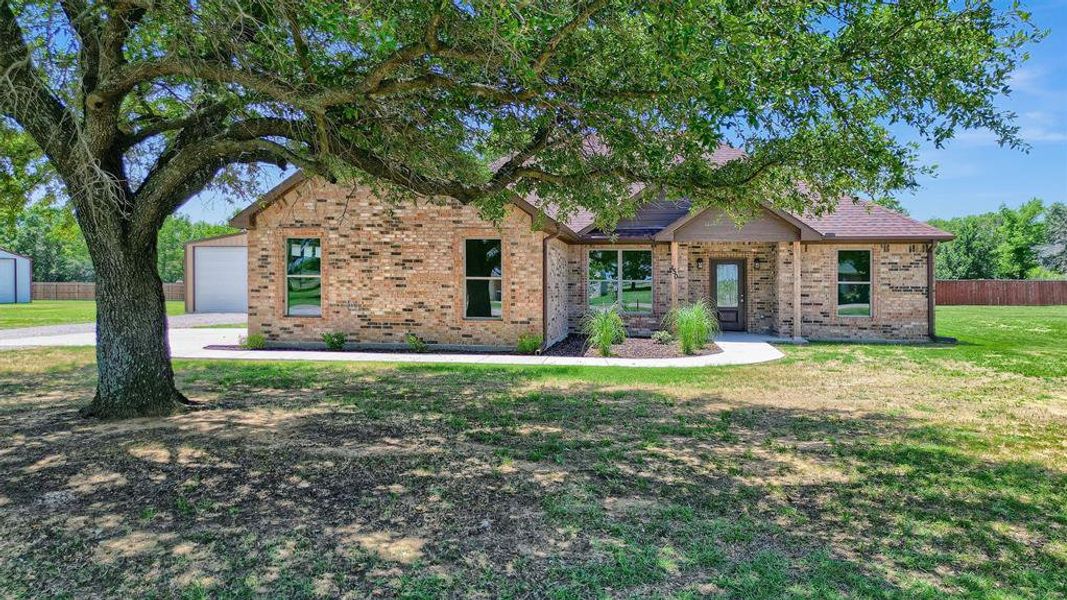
[0, 328, 788, 367]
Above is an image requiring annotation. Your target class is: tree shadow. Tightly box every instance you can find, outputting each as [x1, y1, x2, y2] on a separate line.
[0, 360, 1063, 598]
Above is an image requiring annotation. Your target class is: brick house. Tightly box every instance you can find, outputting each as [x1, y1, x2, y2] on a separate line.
[230, 172, 953, 350]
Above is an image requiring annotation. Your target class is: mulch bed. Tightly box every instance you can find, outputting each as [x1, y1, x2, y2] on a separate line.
[206, 335, 720, 359]
[543, 335, 722, 359]
[205, 344, 504, 355]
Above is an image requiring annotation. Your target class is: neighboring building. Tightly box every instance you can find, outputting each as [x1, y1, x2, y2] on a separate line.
[0, 247, 32, 304]
[183, 232, 248, 313]
[229, 172, 953, 350]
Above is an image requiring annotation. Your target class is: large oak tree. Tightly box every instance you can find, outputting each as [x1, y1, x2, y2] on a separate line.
[0, 0, 1039, 418]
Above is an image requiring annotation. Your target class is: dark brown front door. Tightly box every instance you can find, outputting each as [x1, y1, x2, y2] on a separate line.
[710, 260, 746, 331]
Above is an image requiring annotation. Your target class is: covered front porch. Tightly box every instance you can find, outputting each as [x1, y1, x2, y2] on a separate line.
[567, 202, 817, 339]
[655, 204, 815, 339]
[663, 241, 795, 337]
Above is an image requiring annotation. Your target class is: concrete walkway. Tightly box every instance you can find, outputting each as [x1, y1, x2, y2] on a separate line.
[0, 313, 247, 341]
[0, 327, 789, 367]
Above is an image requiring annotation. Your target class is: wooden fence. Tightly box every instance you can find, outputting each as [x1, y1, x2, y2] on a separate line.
[937, 280, 1067, 306]
[32, 282, 184, 301]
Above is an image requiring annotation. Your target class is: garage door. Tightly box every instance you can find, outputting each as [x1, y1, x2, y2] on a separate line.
[0, 259, 14, 303]
[193, 247, 247, 313]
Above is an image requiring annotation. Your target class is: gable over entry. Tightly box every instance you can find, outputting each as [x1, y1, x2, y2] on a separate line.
[652, 205, 821, 243]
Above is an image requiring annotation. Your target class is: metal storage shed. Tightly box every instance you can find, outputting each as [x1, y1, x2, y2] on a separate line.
[0, 247, 32, 303]
[183, 232, 248, 313]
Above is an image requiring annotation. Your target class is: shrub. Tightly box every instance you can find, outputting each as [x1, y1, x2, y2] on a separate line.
[651, 330, 673, 345]
[405, 333, 429, 353]
[240, 333, 266, 350]
[582, 308, 626, 357]
[321, 332, 346, 351]
[516, 333, 543, 355]
[666, 301, 719, 355]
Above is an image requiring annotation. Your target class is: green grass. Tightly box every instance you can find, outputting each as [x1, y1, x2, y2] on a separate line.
[0, 306, 1064, 597]
[936, 305, 1067, 375]
[0, 300, 185, 329]
[791, 305, 1067, 378]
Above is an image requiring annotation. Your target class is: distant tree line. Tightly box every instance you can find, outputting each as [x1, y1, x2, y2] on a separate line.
[928, 199, 1066, 280]
[0, 204, 235, 283]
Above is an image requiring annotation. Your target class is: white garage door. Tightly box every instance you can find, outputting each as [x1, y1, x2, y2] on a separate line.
[194, 247, 247, 313]
[0, 259, 14, 303]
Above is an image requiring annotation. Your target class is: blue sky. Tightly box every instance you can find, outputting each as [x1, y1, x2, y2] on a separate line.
[180, 0, 1067, 225]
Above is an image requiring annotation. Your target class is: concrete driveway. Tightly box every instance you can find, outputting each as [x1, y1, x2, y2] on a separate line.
[0, 313, 246, 341]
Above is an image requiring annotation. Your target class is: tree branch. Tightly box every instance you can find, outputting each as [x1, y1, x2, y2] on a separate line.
[130, 133, 320, 244]
[97, 1, 145, 77]
[358, 10, 445, 93]
[91, 59, 299, 109]
[0, 0, 80, 174]
[58, 0, 101, 103]
[532, 0, 611, 74]
[486, 120, 560, 188]
[118, 100, 232, 149]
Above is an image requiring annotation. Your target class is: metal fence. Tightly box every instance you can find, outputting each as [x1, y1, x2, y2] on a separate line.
[937, 279, 1067, 306]
[32, 282, 184, 301]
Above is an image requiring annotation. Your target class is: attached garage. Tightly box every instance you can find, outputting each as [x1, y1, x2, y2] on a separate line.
[0, 247, 32, 304]
[184, 232, 248, 313]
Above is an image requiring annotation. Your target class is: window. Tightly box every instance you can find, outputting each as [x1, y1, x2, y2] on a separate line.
[465, 239, 502, 318]
[587, 249, 653, 313]
[715, 263, 739, 308]
[286, 238, 322, 316]
[837, 250, 871, 317]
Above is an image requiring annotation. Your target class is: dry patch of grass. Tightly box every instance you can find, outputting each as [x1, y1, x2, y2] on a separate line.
[0, 334, 1065, 598]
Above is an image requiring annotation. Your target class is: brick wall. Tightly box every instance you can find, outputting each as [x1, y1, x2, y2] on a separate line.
[248, 178, 547, 348]
[545, 237, 570, 346]
[777, 242, 931, 341]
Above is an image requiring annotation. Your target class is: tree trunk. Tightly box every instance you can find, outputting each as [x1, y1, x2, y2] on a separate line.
[81, 238, 188, 419]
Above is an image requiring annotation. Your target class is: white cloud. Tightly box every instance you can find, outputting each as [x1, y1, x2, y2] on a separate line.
[1022, 126, 1067, 143]
[1007, 66, 1047, 95]
[942, 111, 1067, 147]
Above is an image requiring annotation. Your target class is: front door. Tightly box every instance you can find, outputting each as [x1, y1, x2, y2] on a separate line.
[710, 260, 746, 331]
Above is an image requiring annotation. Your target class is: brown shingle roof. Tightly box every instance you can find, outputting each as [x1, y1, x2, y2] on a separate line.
[526, 144, 747, 234]
[793, 198, 953, 241]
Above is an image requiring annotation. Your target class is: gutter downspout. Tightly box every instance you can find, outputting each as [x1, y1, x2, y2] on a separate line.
[927, 241, 937, 339]
[541, 230, 560, 352]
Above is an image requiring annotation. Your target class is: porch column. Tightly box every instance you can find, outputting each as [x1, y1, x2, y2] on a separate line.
[792, 240, 802, 340]
[671, 241, 680, 309]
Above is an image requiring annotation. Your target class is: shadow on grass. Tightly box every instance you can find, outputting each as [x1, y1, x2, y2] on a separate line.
[0, 360, 1063, 598]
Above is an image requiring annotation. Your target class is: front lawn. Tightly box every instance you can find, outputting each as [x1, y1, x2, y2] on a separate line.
[0, 300, 185, 329]
[0, 306, 1064, 598]
[800, 305, 1067, 378]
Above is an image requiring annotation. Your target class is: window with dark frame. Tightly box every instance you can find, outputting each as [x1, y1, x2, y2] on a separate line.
[837, 250, 872, 317]
[286, 238, 322, 317]
[587, 249, 653, 313]
[465, 239, 502, 319]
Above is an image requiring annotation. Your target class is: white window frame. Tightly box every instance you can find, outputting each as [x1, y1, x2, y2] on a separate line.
[836, 249, 872, 318]
[587, 249, 653, 314]
[285, 237, 322, 317]
[463, 238, 503, 320]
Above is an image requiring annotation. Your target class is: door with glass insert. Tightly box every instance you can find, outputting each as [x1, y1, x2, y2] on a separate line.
[710, 260, 745, 331]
